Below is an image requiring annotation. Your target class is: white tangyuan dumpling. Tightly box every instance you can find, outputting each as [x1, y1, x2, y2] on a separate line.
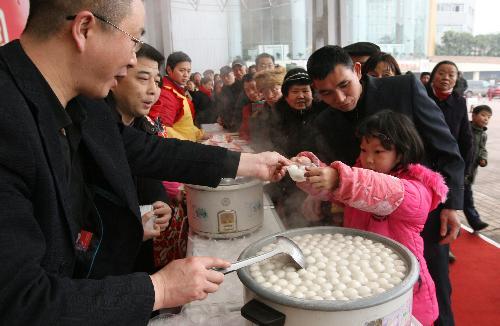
[294, 291, 305, 299]
[268, 274, 279, 284]
[277, 279, 289, 287]
[344, 288, 359, 300]
[287, 165, 307, 182]
[357, 285, 372, 297]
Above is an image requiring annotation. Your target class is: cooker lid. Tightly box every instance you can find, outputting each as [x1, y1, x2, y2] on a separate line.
[218, 176, 255, 186]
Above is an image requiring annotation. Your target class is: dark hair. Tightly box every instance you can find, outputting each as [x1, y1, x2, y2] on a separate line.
[357, 110, 425, 170]
[361, 52, 401, 77]
[420, 72, 431, 78]
[472, 105, 492, 115]
[242, 73, 255, 83]
[136, 43, 165, 70]
[25, 0, 133, 38]
[429, 60, 459, 86]
[281, 68, 312, 96]
[166, 51, 191, 71]
[343, 42, 380, 56]
[190, 72, 201, 81]
[307, 45, 353, 80]
[200, 77, 212, 85]
[220, 65, 233, 77]
[255, 53, 275, 65]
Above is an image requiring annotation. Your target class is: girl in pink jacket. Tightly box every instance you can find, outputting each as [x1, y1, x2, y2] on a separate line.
[294, 111, 447, 326]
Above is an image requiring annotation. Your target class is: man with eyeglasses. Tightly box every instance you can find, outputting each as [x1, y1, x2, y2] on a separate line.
[255, 52, 275, 72]
[0, 1, 289, 325]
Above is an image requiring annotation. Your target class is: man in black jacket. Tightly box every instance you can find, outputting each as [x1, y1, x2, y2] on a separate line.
[0, 1, 288, 325]
[307, 46, 463, 325]
[107, 42, 172, 273]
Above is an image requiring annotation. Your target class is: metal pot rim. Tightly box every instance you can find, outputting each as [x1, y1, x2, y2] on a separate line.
[186, 177, 262, 191]
[237, 226, 420, 311]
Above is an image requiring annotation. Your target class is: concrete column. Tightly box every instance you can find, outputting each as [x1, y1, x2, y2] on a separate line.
[473, 71, 480, 80]
[291, 0, 307, 59]
[228, 0, 242, 61]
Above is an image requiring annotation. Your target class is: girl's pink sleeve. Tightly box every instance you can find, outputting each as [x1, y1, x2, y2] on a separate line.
[330, 161, 405, 216]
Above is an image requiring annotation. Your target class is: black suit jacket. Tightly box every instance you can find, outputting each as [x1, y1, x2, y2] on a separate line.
[0, 40, 239, 325]
[314, 74, 464, 209]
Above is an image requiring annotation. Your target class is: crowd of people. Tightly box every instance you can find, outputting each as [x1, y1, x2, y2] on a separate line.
[0, 1, 493, 326]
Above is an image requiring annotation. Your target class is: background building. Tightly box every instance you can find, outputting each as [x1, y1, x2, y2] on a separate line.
[339, 0, 430, 58]
[435, 0, 475, 44]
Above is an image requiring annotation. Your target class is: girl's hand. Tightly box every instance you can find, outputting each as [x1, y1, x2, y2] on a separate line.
[305, 166, 340, 191]
[152, 201, 172, 232]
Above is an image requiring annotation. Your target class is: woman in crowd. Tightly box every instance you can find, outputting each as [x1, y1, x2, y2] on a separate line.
[247, 66, 286, 152]
[362, 52, 401, 78]
[426, 60, 473, 263]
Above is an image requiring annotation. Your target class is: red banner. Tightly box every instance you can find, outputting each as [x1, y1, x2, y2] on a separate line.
[0, 1, 29, 46]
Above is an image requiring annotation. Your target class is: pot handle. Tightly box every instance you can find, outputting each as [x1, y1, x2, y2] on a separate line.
[213, 248, 280, 274]
[241, 299, 286, 326]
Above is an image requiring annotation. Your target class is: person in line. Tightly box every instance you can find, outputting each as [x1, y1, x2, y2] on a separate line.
[248, 64, 257, 74]
[307, 45, 464, 325]
[239, 73, 264, 140]
[149, 51, 203, 141]
[0, 1, 290, 324]
[190, 71, 202, 88]
[420, 72, 431, 85]
[255, 52, 275, 72]
[464, 105, 492, 231]
[249, 66, 286, 152]
[232, 59, 247, 82]
[293, 111, 445, 326]
[229, 59, 251, 131]
[216, 65, 240, 131]
[203, 69, 215, 81]
[106, 42, 172, 273]
[270, 68, 327, 228]
[193, 76, 217, 126]
[361, 52, 401, 78]
[425, 60, 474, 264]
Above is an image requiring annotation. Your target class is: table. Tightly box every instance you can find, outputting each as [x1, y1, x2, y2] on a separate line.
[148, 194, 284, 325]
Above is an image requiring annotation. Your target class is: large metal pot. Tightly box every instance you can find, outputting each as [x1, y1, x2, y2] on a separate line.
[185, 177, 263, 239]
[237, 226, 420, 326]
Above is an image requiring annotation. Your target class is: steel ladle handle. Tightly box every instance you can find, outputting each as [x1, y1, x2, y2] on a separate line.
[214, 249, 280, 274]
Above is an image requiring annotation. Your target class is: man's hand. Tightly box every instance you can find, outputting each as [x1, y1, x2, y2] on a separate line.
[479, 159, 487, 167]
[238, 152, 291, 182]
[150, 256, 231, 310]
[439, 208, 461, 244]
[305, 166, 340, 191]
[301, 195, 323, 222]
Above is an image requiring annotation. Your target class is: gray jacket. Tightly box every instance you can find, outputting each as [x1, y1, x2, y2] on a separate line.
[469, 122, 488, 183]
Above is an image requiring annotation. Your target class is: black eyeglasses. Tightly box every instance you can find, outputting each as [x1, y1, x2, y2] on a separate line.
[66, 12, 143, 53]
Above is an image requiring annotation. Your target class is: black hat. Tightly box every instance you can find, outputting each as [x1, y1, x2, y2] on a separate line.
[231, 59, 246, 68]
[343, 42, 380, 56]
[281, 68, 311, 96]
[220, 65, 232, 77]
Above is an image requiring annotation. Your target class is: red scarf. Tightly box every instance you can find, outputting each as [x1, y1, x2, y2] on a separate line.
[431, 85, 453, 101]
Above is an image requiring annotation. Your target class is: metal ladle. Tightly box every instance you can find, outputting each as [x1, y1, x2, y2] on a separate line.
[215, 236, 307, 274]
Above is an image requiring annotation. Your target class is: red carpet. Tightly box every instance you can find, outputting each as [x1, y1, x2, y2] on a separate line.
[449, 229, 500, 326]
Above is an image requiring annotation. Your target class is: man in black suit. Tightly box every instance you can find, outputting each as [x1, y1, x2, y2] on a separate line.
[0, 1, 288, 325]
[307, 46, 463, 326]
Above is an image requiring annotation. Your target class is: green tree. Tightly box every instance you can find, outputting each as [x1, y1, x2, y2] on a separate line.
[436, 31, 500, 56]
